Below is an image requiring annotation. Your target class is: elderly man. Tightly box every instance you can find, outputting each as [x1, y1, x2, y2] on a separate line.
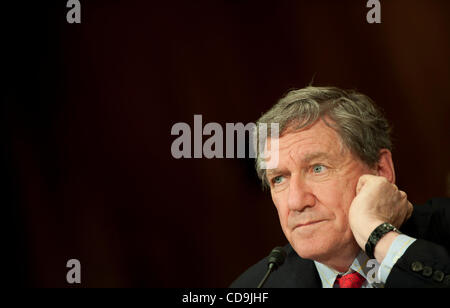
[231, 86, 450, 288]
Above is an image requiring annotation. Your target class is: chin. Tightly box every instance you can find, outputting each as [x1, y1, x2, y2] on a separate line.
[289, 235, 332, 261]
[292, 245, 326, 261]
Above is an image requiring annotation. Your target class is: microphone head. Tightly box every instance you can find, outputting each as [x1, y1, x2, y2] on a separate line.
[267, 246, 287, 270]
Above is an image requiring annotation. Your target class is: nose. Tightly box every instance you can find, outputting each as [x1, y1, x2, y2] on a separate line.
[287, 174, 316, 212]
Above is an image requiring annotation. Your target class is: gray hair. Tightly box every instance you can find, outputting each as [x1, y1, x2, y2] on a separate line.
[255, 86, 392, 188]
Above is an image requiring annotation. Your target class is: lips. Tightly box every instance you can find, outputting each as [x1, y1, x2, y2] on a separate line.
[294, 220, 326, 230]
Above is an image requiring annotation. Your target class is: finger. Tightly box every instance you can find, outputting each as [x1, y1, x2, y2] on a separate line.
[356, 174, 374, 194]
[399, 199, 413, 225]
[392, 189, 405, 203]
[406, 201, 413, 220]
[399, 190, 407, 199]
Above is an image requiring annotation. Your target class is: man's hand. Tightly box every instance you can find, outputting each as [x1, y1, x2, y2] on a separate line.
[349, 175, 413, 262]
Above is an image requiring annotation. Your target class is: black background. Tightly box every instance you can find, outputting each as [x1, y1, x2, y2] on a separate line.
[3, 0, 450, 287]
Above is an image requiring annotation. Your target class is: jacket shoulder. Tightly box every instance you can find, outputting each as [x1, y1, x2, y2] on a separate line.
[401, 197, 450, 247]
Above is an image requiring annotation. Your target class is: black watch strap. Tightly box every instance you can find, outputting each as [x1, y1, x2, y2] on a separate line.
[365, 222, 401, 259]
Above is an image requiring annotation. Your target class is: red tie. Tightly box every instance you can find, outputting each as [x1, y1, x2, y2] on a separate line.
[335, 271, 366, 288]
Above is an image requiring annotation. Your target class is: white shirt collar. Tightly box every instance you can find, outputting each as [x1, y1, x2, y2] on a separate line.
[313, 250, 383, 288]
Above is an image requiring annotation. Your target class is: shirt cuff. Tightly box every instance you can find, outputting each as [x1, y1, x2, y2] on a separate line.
[377, 234, 416, 283]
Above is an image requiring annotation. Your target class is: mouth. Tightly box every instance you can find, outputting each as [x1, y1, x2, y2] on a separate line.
[294, 220, 326, 230]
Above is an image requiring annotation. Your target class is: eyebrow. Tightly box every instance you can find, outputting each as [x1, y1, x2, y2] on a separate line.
[265, 151, 331, 177]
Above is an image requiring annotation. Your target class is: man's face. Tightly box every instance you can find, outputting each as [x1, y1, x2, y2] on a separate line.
[265, 119, 373, 263]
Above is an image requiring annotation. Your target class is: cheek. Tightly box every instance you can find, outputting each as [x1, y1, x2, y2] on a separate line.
[314, 184, 353, 227]
[273, 200, 288, 224]
[271, 194, 291, 234]
[315, 184, 341, 207]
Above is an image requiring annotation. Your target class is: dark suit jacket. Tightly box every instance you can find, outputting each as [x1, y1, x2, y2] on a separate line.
[230, 198, 450, 288]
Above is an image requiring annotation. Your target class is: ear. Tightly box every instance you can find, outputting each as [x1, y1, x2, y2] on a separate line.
[375, 149, 396, 184]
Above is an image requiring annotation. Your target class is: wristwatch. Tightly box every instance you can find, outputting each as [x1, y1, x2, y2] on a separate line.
[365, 222, 401, 259]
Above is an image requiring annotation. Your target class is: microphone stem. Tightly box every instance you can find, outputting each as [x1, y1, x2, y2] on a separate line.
[257, 263, 274, 288]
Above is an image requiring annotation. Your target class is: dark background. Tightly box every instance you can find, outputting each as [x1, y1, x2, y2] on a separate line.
[3, 0, 449, 287]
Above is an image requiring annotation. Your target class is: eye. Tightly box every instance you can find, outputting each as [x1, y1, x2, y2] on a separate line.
[312, 164, 327, 174]
[272, 175, 284, 185]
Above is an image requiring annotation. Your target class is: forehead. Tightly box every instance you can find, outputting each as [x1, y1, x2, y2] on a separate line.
[265, 119, 346, 166]
[282, 119, 340, 148]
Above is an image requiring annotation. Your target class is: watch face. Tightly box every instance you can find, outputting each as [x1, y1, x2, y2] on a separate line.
[366, 223, 400, 259]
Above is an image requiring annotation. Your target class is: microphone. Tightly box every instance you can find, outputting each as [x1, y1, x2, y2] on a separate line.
[257, 246, 287, 288]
